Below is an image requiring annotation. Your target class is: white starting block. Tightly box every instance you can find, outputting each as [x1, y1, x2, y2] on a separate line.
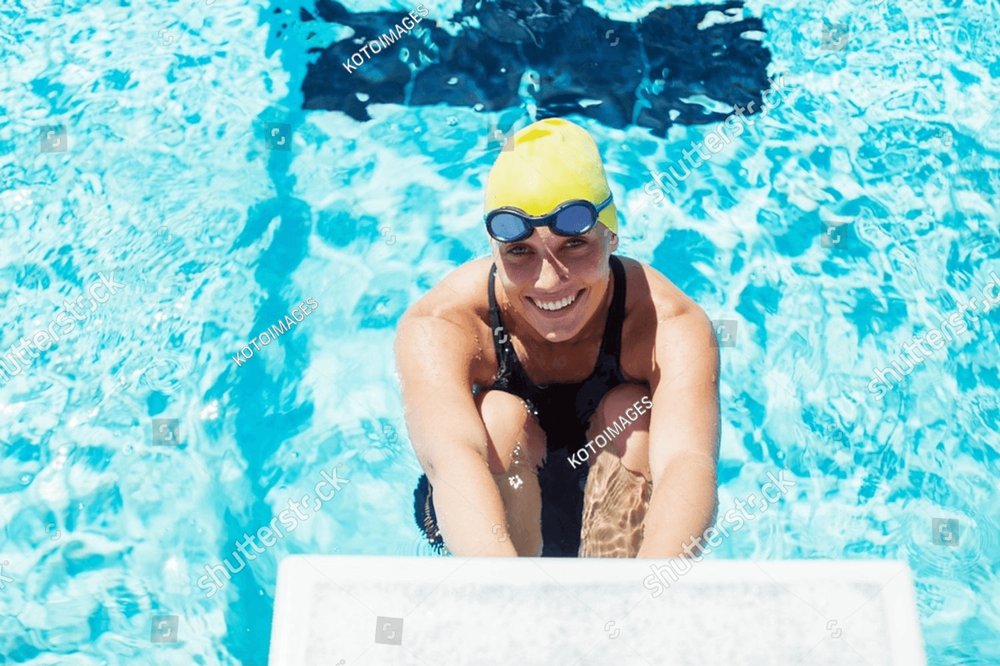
[269, 556, 926, 665]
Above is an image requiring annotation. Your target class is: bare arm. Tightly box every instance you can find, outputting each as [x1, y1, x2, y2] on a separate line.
[637, 309, 720, 558]
[395, 313, 517, 556]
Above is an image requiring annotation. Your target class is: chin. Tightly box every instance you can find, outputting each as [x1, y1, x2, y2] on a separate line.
[523, 312, 577, 341]
[535, 325, 582, 343]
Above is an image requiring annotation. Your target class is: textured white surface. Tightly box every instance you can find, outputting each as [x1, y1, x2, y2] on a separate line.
[269, 556, 926, 666]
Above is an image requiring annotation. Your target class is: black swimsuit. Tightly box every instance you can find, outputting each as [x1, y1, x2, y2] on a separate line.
[414, 255, 630, 556]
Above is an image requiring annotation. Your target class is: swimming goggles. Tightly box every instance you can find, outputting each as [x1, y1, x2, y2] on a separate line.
[484, 194, 613, 243]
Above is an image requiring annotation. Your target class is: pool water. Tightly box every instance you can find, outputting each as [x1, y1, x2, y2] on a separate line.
[0, 0, 997, 664]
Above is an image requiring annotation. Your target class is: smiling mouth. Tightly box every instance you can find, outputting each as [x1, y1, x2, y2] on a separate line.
[529, 289, 584, 312]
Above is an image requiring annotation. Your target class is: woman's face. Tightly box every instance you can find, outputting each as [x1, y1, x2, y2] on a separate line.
[493, 224, 618, 343]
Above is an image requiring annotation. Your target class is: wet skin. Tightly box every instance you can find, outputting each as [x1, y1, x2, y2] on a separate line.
[395, 223, 721, 557]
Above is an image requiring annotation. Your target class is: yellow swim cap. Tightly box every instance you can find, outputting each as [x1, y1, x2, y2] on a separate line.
[484, 118, 617, 234]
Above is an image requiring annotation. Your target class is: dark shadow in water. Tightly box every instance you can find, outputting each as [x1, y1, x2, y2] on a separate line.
[297, 0, 772, 136]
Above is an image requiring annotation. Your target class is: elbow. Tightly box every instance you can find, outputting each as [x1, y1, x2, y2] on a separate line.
[418, 441, 488, 488]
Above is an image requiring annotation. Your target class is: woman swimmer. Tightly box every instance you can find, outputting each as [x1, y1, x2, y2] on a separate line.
[396, 118, 720, 557]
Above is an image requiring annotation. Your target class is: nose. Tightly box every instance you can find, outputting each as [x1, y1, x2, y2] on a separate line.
[535, 256, 566, 292]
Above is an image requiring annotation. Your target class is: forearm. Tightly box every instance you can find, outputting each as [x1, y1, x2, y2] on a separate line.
[426, 447, 518, 557]
[637, 453, 717, 558]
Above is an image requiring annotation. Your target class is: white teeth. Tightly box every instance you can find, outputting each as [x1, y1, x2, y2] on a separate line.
[531, 291, 578, 311]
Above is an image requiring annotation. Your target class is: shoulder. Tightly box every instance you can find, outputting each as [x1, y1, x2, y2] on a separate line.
[395, 257, 494, 366]
[620, 256, 712, 333]
[401, 257, 493, 325]
[618, 256, 717, 376]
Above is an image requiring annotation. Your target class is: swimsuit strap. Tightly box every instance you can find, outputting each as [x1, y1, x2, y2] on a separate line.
[487, 264, 524, 389]
[597, 255, 627, 370]
[487, 262, 502, 331]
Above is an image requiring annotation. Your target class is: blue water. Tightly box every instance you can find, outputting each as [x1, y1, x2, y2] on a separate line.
[1, 0, 997, 664]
